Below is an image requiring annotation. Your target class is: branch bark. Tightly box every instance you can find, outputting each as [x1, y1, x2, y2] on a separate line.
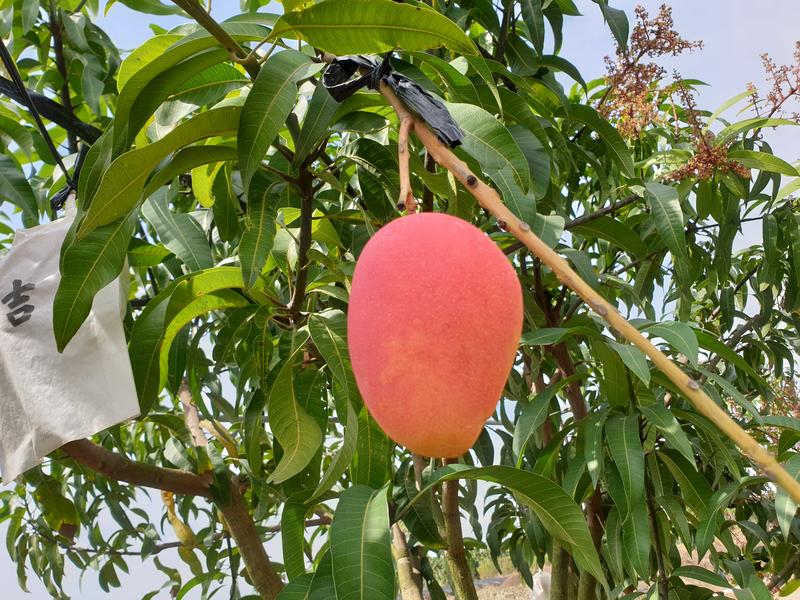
[217, 481, 284, 599]
[0, 76, 102, 143]
[288, 173, 314, 315]
[61, 439, 212, 496]
[377, 82, 800, 503]
[442, 458, 478, 600]
[48, 6, 77, 153]
[170, 0, 261, 80]
[392, 524, 424, 600]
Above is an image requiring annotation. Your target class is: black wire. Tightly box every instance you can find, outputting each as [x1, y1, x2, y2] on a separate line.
[0, 37, 78, 210]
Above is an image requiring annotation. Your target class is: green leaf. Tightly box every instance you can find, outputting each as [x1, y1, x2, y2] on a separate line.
[520, 328, 568, 345]
[124, 49, 230, 148]
[715, 118, 797, 145]
[571, 216, 647, 257]
[276, 574, 314, 599]
[695, 330, 765, 383]
[670, 566, 729, 588]
[645, 182, 690, 294]
[128, 267, 249, 412]
[520, 0, 545, 56]
[114, 25, 267, 145]
[308, 309, 360, 403]
[282, 500, 308, 581]
[238, 50, 317, 191]
[622, 495, 650, 578]
[54, 217, 137, 351]
[127, 239, 173, 267]
[269, 0, 478, 57]
[592, 340, 629, 408]
[584, 408, 609, 486]
[399, 475, 446, 549]
[240, 172, 279, 289]
[727, 149, 799, 176]
[330, 485, 395, 600]
[513, 380, 569, 462]
[79, 106, 241, 235]
[608, 341, 650, 385]
[565, 104, 634, 177]
[309, 397, 358, 502]
[307, 551, 335, 599]
[0, 155, 37, 224]
[293, 80, 340, 168]
[142, 145, 238, 199]
[268, 347, 324, 483]
[605, 414, 644, 518]
[657, 449, 710, 516]
[642, 321, 699, 366]
[446, 102, 530, 192]
[775, 453, 800, 541]
[142, 189, 213, 272]
[419, 465, 607, 587]
[598, 2, 628, 48]
[640, 403, 694, 464]
[352, 406, 392, 488]
[734, 575, 773, 600]
[211, 165, 241, 242]
[763, 213, 779, 285]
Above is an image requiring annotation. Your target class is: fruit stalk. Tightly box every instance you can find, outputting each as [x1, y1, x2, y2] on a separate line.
[378, 83, 800, 504]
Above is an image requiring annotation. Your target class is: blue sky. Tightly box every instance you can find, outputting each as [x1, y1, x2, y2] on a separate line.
[2, 1, 800, 598]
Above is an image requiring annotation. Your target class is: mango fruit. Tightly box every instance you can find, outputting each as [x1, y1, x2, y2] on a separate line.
[347, 213, 523, 457]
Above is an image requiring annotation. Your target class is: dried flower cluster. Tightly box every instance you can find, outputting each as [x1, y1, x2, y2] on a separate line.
[663, 81, 750, 182]
[749, 42, 800, 121]
[600, 4, 702, 138]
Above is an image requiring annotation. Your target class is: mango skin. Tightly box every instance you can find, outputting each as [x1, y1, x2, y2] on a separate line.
[347, 213, 523, 458]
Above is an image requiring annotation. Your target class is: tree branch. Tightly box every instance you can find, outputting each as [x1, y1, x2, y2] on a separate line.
[442, 458, 478, 600]
[377, 82, 800, 503]
[566, 194, 641, 229]
[217, 481, 284, 599]
[0, 76, 102, 143]
[48, 6, 77, 152]
[392, 524, 424, 600]
[61, 439, 212, 497]
[288, 173, 314, 315]
[170, 0, 260, 80]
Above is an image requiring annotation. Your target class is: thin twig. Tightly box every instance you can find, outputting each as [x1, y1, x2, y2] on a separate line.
[288, 173, 314, 315]
[397, 115, 417, 213]
[378, 82, 800, 504]
[170, 0, 260, 80]
[566, 194, 641, 229]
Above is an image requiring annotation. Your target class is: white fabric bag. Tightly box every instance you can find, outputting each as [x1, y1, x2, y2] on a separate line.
[0, 212, 139, 482]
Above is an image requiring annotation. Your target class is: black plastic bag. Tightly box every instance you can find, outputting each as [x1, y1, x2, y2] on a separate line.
[323, 53, 463, 148]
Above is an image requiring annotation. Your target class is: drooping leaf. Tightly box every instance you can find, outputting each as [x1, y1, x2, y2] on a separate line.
[640, 403, 695, 464]
[446, 102, 530, 192]
[0, 155, 38, 224]
[605, 414, 644, 518]
[268, 344, 324, 483]
[645, 182, 690, 294]
[775, 453, 800, 541]
[520, 0, 545, 57]
[608, 341, 650, 385]
[418, 465, 607, 587]
[142, 189, 213, 272]
[330, 485, 395, 600]
[54, 216, 137, 351]
[240, 171, 279, 289]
